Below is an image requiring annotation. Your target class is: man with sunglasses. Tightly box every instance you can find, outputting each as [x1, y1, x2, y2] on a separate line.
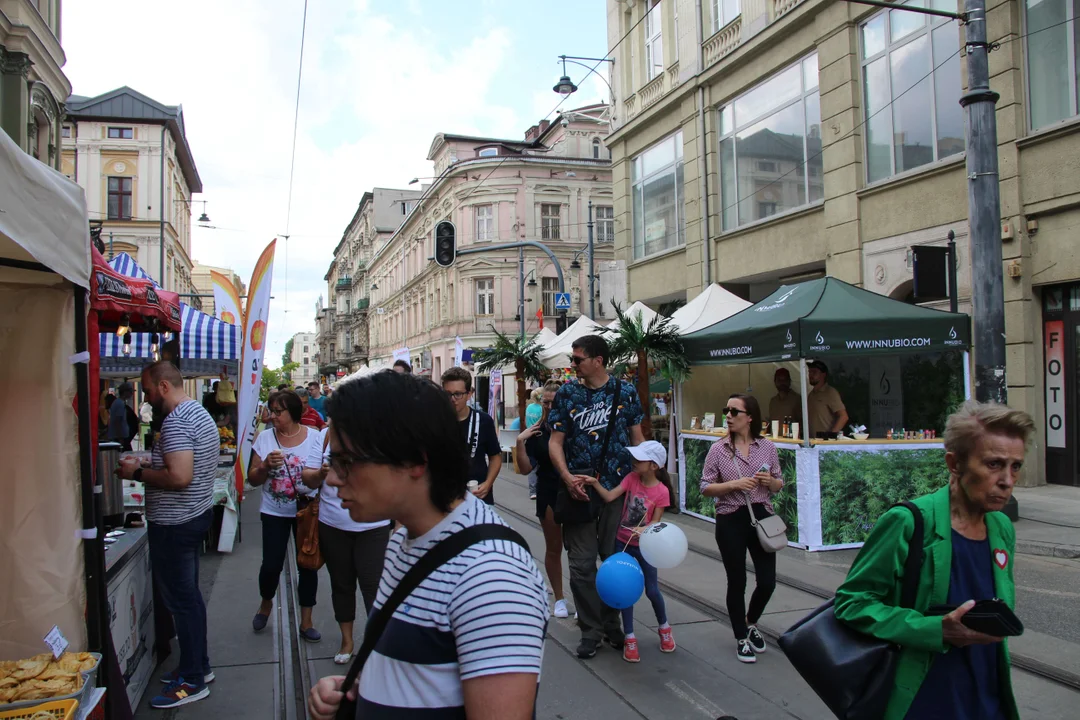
[442, 367, 502, 505]
[548, 335, 644, 659]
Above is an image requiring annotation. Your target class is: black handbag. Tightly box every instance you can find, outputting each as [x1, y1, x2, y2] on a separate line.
[334, 524, 530, 719]
[778, 501, 924, 720]
[553, 379, 621, 525]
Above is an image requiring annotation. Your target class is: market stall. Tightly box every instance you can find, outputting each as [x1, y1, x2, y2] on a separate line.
[538, 315, 607, 368]
[678, 277, 971, 550]
[0, 125, 114, 715]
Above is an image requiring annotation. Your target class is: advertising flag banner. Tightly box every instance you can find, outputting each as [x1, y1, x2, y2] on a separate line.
[233, 239, 276, 498]
[454, 337, 464, 367]
[488, 369, 503, 422]
[393, 347, 410, 365]
[211, 270, 244, 326]
[869, 356, 904, 438]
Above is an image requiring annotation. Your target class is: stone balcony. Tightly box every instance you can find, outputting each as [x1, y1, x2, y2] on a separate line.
[624, 60, 681, 124]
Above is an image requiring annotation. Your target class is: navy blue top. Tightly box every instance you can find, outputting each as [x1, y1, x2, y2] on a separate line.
[905, 530, 1005, 720]
[460, 410, 501, 506]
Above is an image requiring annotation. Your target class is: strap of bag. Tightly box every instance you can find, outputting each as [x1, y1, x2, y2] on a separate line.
[335, 523, 530, 718]
[896, 500, 924, 609]
[744, 493, 759, 526]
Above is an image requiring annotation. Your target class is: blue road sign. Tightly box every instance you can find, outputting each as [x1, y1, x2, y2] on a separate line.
[554, 292, 571, 311]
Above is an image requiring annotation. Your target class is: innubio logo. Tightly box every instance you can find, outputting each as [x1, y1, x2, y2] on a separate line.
[783, 327, 796, 350]
[754, 287, 798, 313]
[944, 325, 964, 347]
[810, 330, 830, 352]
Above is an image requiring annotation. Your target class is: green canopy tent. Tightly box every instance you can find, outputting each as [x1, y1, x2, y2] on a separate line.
[682, 276, 971, 364]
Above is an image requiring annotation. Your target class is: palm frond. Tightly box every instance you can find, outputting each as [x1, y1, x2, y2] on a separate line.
[602, 301, 691, 377]
[470, 326, 548, 383]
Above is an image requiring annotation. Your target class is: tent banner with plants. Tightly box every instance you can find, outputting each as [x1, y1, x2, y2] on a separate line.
[677, 433, 947, 550]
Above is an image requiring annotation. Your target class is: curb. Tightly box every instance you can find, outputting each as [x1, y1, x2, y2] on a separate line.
[1015, 539, 1080, 559]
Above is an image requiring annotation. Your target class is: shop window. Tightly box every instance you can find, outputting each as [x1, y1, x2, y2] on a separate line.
[860, 3, 964, 182]
[718, 55, 822, 230]
[632, 130, 684, 257]
[1025, 0, 1080, 130]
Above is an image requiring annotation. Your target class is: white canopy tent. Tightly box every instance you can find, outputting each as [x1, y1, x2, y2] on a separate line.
[539, 315, 608, 369]
[671, 283, 751, 335]
[0, 126, 93, 659]
[606, 300, 659, 330]
[533, 326, 558, 350]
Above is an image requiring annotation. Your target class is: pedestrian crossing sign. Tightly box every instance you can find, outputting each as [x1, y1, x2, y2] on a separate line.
[554, 292, 571, 311]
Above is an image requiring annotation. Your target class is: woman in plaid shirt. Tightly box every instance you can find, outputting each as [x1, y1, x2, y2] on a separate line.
[699, 393, 784, 664]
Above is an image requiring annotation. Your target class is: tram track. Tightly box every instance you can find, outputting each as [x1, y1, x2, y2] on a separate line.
[494, 474, 1080, 693]
[282, 536, 312, 720]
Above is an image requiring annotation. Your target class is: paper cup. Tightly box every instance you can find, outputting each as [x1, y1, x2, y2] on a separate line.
[771, 420, 780, 438]
[792, 422, 800, 440]
[467, 481, 479, 492]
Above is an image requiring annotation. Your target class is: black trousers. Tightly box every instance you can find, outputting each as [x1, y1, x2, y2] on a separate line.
[714, 504, 777, 641]
[259, 513, 318, 608]
[319, 522, 392, 623]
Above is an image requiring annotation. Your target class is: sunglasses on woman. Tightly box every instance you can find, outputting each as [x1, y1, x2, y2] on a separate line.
[723, 406, 749, 417]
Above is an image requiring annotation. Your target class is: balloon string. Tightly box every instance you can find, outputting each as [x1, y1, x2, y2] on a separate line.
[621, 499, 655, 553]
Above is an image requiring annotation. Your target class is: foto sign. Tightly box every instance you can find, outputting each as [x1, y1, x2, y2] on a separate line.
[1045, 320, 1065, 448]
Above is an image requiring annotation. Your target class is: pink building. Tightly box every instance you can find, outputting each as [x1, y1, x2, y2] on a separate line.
[366, 104, 623, 377]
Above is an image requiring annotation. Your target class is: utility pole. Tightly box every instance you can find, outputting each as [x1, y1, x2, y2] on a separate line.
[518, 246, 526, 339]
[587, 200, 596, 319]
[961, 0, 1007, 405]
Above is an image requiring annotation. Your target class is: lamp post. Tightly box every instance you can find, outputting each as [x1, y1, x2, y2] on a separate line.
[553, 55, 615, 105]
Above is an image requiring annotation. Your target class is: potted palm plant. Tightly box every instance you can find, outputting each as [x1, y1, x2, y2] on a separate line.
[472, 327, 548, 427]
[603, 302, 690, 440]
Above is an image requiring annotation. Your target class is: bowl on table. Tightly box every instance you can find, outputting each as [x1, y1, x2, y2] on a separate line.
[853, 433, 870, 441]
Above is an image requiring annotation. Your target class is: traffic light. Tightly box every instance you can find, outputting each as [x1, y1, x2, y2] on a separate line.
[434, 220, 456, 267]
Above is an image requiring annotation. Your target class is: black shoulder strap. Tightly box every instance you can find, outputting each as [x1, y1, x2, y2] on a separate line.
[335, 523, 530, 718]
[592, 378, 622, 478]
[896, 500, 924, 609]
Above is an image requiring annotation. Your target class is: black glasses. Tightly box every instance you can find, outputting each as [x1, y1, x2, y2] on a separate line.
[723, 407, 748, 417]
[569, 354, 589, 365]
[446, 391, 469, 400]
[327, 450, 371, 477]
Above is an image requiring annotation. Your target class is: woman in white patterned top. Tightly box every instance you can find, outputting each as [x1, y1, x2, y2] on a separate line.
[699, 393, 784, 665]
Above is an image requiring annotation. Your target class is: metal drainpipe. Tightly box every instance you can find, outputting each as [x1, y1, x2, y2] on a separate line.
[695, 0, 711, 288]
[159, 124, 166, 287]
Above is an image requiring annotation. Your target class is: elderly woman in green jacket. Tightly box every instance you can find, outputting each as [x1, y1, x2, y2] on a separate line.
[834, 401, 1034, 720]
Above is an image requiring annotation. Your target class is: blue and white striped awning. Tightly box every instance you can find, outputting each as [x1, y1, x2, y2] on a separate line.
[99, 253, 240, 362]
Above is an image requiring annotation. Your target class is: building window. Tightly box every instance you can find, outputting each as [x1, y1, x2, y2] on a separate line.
[541, 277, 559, 316]
[61, 126, 71, 138]
[632, 130, 684, 258]
[476, 204, 494, 241]
[303, 345, 309, 353]
[107, 127, 133, 139]
[478, 147, 499, 157]
[596, 205, 615, 243]
[1025, 0, 1080, 130]
[476, 278, 495, 316]
[718, 55, 822, 230]
[303, 357, 309, 364]
[107, 177, 133, 220]
[593, 137, 602, 159]
[541, 203, 561, 240]
[860, 4, 963, 183]
[713, 0, 740, 31]
[644, 0, 663, 81]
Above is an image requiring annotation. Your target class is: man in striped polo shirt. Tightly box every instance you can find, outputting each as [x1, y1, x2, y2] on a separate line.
[309, 370, 548, 720]
[118, 360, 219, 709]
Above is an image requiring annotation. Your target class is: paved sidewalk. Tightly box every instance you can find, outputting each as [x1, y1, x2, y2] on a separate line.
[1013, 485, 1080, 558]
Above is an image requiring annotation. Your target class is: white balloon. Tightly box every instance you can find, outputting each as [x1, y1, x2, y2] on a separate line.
[638, 522, 688, 569]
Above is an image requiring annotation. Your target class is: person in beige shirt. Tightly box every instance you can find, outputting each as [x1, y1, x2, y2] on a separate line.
[806, 360, 849, 437]
[767, 368, 802, 426]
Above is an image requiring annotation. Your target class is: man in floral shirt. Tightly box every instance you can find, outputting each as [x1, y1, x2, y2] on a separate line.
[548, 335, 644, 659]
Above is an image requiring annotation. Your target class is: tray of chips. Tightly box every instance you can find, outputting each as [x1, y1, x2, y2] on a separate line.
[0, 698, 78, 719]
[0, 653, 98, 710]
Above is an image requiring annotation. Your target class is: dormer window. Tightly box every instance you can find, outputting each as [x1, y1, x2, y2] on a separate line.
[478, 147, 498, 157]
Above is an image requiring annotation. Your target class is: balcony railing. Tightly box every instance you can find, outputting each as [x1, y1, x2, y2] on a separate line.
[336, 276, 352, 288]
[703, 17, 743, 70]
[356, 297, 370, 311]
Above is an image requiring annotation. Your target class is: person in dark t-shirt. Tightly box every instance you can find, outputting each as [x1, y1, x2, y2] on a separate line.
[441, 367, 502, 505]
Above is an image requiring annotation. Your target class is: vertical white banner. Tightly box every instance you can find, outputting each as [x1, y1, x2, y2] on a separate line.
[488, 369, 503, 421]
[1045, 320, 1066, 448]
[233, 239, 276, 498]
[454, 336, 464, 367]
[869, 356, 904, 438]
[210, 270, 243, 326]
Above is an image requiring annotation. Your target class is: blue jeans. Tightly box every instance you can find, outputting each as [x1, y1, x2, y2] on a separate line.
[148, 509, 212, 684]
[621, 543, 667, 635]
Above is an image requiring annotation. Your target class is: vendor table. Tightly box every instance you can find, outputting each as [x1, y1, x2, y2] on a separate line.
[678, 430, 947, 551]
[104, 526, 155, 709]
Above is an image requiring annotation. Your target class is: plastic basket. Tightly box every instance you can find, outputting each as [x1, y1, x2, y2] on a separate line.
[0, 699, 79, 720]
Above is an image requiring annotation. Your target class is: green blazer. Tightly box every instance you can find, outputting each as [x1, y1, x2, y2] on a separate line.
[833, 485, 1018, 720]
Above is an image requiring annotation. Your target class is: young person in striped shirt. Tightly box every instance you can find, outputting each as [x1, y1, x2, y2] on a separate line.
[308, 370, 548, 720]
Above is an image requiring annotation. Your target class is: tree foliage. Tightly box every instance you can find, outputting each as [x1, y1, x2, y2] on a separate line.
[260, 362, 299, 401]
[471, 327, 548, 426]
[603, 301, 691, 439]
[282, 338, 294, 371]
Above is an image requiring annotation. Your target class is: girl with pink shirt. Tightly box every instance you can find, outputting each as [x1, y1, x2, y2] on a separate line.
[585, 440, 674, 663]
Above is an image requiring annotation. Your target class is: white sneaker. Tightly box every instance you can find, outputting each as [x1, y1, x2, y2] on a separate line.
[553, 599, 569, 618]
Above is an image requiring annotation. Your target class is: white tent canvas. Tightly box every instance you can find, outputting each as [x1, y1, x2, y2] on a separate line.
[607, 300, 659, 330]
[671, 284, 751, 335]
[539, 315, 607, 368]
[533, 327, 558, 350]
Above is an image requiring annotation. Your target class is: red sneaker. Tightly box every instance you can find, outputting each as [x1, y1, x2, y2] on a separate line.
[622, 638, 640, 663]
[658, 626, 676, 652]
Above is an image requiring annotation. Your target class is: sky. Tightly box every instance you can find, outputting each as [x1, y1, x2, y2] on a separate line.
[62, 0, 610, 368]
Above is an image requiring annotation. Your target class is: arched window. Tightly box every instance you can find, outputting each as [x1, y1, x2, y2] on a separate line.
[593, 137, 601, 159]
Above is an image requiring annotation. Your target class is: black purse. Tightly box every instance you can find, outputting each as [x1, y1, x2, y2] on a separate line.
[778, 501, 924, 720]
[334, 524, 530, 719]
[553, 380, 621, 525]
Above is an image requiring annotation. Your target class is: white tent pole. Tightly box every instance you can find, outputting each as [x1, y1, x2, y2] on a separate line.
[800, 358, 811, 448]
[963, 350, 972, 400]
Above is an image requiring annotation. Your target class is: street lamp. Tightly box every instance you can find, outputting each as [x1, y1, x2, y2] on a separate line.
[553, 55, 615, 102]
[176, 198, 211, 223]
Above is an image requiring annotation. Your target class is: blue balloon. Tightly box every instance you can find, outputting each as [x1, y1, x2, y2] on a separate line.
[595, 552, 645, 609]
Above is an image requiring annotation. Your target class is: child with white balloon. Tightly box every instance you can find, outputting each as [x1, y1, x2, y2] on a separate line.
[585, 440, 685, 663]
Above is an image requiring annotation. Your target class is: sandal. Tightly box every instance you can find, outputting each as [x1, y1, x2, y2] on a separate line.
[333, 652, 351, 665]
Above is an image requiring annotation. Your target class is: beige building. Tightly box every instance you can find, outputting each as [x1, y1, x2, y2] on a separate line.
[604, 0, 1080, 487]
[62, 87, 203, 297]
[0, 0, 69, 169]
[191, 261, 246, 317]
[364, 106, 620, 377]
[289, 331, 317, 388]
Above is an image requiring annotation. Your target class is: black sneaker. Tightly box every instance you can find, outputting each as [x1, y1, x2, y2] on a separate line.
[604, 633, 625, 651]
[746, 625, 766, 654]
[736, 639, 757, 664]
[576, 638, 598, 659]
